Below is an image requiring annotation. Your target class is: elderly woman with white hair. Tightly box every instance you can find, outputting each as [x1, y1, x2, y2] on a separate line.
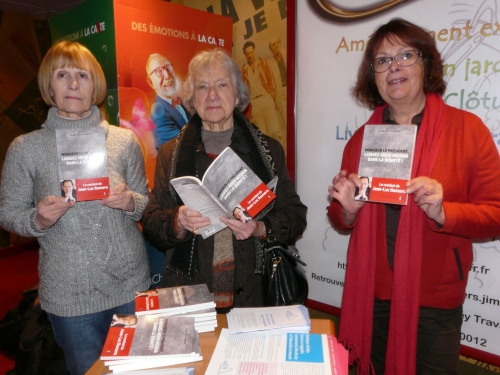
[141, 48, 307, 311]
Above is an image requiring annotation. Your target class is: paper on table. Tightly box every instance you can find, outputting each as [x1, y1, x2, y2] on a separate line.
[205, 328, 348, 375]
[227, 304, 310, 334]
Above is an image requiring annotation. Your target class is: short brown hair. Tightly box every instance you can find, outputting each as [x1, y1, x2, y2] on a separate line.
[352, 18, 446, 109]
[37, 41, 106, 107]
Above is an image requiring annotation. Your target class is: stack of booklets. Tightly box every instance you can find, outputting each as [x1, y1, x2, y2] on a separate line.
[100, 315, 202, 373]
[135, 284, 217, 333]
[227, 304, 311, 334]
[205, 328, 349, 375]
[108, 366, 194, 375]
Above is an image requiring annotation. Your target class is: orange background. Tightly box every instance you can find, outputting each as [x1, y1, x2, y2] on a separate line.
[114, 0, 233, 186]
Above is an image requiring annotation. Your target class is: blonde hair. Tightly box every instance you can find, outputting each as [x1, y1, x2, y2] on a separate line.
[37, 41, 106, 107]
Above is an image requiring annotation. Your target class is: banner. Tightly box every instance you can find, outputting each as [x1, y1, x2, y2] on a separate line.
[296, 0, 500, 365]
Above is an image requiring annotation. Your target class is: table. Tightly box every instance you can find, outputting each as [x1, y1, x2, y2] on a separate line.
[85, 314, 335, 375]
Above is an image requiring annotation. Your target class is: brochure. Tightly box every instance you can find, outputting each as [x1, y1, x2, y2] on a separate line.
[170, 147, 276, 238]
[100, 315, 201, 368]
[106, 366, 194, 375]
[135, 284, 215, 316]
[356, 124, 417, 205]
[205, 329, 348, 375]
[55, 127, 109, 201]
[227, 305, 311, 334]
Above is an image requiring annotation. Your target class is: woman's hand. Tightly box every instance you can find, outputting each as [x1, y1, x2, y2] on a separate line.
[177, 205, 212, 236]
[220, 217, 265, 240]
[100, 183, 135, 212]
[34, 196, 73, 230]
[406, 177, 445, 225]
[328, 170, 366, 225]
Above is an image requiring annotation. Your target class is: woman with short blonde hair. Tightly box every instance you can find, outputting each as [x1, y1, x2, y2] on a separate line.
[0, 41, 150, 375]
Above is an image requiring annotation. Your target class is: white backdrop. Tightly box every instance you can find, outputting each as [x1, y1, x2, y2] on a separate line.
[296, 0, 500, 363]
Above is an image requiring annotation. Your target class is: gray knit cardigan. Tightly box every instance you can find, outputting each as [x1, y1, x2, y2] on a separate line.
[0, 106, 151, 317]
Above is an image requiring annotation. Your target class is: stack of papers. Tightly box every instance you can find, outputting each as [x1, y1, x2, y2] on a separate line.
[205, 328, 349, 375]
[107, 366, 194, 375]
[227, 305, 311, 334]
[135, 284, 217, 332]
[100, 315, 202, 372]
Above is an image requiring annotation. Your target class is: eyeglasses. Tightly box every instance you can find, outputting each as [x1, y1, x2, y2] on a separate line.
[371, 50, 422, 73]
[149, 63, 174, 78]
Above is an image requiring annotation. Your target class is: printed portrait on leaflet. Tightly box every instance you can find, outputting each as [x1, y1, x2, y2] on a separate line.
[111, 314, 137, 328]
[233, 206, 252, 223]
[60, 180, 76, 202]
[354, 176, 371, 201]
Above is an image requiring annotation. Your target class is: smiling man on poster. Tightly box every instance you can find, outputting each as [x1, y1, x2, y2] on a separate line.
[146, 53, 189, 149]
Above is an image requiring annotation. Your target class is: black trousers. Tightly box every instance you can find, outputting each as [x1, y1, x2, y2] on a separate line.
[371, 298, 462, 375]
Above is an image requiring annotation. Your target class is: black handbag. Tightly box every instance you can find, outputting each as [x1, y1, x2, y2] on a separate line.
[263, 243, 308, 306]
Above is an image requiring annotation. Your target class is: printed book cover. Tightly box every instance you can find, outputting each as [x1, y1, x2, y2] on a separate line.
[356, 124, 417, 205]
[135, 284, 215, 316]
[100, 315, 200, 361]
[55, 127, 109, 201]
[170, 147, 276, 238]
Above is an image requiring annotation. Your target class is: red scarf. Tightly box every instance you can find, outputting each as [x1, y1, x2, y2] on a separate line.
[338, 93, 446, 374]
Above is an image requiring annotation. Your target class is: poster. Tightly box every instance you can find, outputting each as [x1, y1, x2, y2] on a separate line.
[182, 0, 289, 154]
[296, 0, 500, 365]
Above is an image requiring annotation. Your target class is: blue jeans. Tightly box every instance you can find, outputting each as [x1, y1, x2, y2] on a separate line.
[47, 300, 135, 375]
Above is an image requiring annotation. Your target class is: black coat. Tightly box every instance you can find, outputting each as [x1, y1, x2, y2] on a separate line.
[141, 110, 307, 308]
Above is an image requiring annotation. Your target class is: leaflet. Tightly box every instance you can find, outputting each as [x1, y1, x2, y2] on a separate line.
[205, 329, 348, 375]
[227, 305, 310, 334]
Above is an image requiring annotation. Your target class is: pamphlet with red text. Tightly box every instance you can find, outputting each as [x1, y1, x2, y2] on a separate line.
[356, 125, 417, 205]
[135, 284, 217, 332]
[100, 315, 201, 372]
[56, 127, 109, 201]
[170, 147, 276, 238]
[135, 284, 215, 315]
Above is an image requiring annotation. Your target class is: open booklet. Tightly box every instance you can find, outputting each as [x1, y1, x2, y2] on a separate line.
[55, 127, 110, 201]
[356, 124, 417, 205]
[170, 147, 277, 238]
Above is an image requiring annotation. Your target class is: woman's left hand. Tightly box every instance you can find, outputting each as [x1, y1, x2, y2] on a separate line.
[406, 177, 445, 225]
[100, 183, 135, 212]
[220, 217, 265, 240]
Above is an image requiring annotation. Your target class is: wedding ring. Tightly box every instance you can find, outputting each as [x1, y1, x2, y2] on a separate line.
[192, 228, 197, 233]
